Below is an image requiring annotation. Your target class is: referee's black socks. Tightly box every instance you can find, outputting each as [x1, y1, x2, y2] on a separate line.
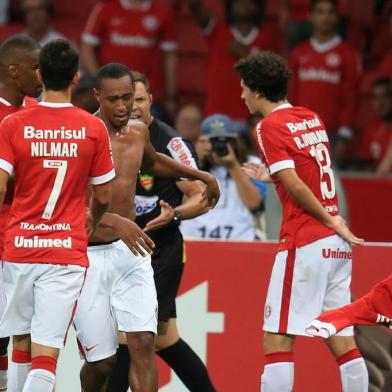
[106, 344, 129, 392]
[157, 339, 216, 392]
[106, 339, 216, 392]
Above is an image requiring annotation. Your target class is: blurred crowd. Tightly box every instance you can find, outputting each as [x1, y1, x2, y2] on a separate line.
[0, 0, 391, 240]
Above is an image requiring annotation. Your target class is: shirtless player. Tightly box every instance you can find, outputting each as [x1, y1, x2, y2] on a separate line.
[73, 63, 219, 392]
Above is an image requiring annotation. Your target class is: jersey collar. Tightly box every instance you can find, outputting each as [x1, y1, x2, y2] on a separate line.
[230, 26, 259, 46]
[0, 97, 12, 106]
[0, 97, 27, 107]
[310, 35, 342, 53]
[272, 103, 293, 113]
[39, 102, 73, 108]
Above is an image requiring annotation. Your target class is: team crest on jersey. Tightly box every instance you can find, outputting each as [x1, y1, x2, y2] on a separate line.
[139, 173, 154, 191]
[325, 53, 341, 67]
[143, 15, 158, 31]
[264, 304, 272, 319]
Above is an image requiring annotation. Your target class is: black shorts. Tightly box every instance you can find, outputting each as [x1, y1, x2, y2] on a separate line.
[151, 230, 184, 322]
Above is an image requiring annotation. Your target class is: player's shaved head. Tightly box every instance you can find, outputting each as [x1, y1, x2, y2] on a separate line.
[0, 35, 39, 78]
[97, 63, 133, 90]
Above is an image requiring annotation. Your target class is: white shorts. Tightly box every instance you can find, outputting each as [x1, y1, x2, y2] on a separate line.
[263, 235, 353, 337]
[74, 240, 157, 362]
[0, 262, 86, 348]
[0, 267, 6, 320]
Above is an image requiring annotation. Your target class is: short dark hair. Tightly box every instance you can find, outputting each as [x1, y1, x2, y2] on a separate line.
[130, 70, 150, 91]
[311, 0, 337, 9]
[96, 63, 133, 89]
[0, 34, 39, 71]
[235, 51, 291, 102]
[39, 39, 78, 91]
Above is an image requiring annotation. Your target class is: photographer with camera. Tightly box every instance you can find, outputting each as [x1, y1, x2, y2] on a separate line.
[181, 114, 264, 240]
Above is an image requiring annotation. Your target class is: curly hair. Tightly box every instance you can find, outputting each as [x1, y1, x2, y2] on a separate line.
[234, 51, 292, 102]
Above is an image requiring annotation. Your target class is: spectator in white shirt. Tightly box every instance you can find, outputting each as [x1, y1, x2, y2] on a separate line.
[181, 114, 264, 240]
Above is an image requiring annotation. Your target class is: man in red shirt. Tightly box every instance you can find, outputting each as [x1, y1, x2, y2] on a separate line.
[359, 78, 392, 172]
[307, 275, 392, 337]
[289, 0, 360, 165]
[80, 0, 177, 118]
[187, 0, 276, 121]
[0, 34, 43, 392]
[235, 51, 368, 391]
[0, 39, 114, 392]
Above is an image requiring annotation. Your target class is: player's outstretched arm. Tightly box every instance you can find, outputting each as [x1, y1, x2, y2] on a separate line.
[88, 182, 113, 237]
[143, 181, 209, 233]
[0, 169, 9, 210]
[134, 122, 220, 207]
[275, 168, 364, 246]
[149, 152, 220, 208]
[98, 213, 155, 256]
[175, 180, 209, 219]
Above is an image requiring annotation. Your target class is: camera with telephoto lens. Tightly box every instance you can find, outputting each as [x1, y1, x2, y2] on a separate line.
[210, 136, 235, 157]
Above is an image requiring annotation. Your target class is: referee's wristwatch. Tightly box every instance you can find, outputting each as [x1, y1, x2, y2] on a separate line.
[173, 209, 183, 225]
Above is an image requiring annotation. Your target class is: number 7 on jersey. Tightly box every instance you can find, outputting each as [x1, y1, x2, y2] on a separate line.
[42, 160, 68, 220]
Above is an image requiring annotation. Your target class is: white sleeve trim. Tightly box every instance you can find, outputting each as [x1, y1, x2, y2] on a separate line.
[90, 168, 115, 185]
[0, 159, 13, 176]
[160, 41, 177, 52]
[81, 33, 101, 46]
[269, 160, 295, 175]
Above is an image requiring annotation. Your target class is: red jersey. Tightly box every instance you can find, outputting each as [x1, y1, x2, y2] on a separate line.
[0, 102, 115, 267]
[289, 36, 360, 138]
[82, 0, 176, 100]
[0, 96, 38, 257]
[287, 0, 346, 22]
[204, 19, 276, 121]
[360, 120, 392, 164]
[254, 103, 338, 251]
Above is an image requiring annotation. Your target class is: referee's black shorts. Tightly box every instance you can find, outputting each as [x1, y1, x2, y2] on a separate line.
[151, 230, 184, 322]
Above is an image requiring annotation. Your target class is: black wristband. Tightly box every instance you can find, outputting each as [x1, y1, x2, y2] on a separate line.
[173, 209, 183, 225]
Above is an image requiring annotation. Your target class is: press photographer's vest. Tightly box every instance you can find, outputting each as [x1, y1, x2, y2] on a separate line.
[181, 166, 256, 240]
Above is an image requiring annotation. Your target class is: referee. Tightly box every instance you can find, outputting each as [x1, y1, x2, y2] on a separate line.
[106, 72, 216, 392]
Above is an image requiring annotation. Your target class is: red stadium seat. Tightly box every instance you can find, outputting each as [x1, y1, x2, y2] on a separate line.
[0, 24, 24, 44]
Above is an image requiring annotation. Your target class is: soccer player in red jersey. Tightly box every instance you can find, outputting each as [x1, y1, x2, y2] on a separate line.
[359, 78, 392, 174]
[0, 34, 43, 392]
[307, 275, 392, 338]
[289, 0, 360, 164]
[187, 0, 277, 121]
[0, 39, 114, 392]
[80, 0, 177, 115]
[235, 51, 368, 392]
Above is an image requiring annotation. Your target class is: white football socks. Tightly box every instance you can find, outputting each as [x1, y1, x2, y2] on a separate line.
[9, 361, 31, 392]
[339, 358, 369, 392]
[261, 362, 294, 392]
[22, 369, 55, 392]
